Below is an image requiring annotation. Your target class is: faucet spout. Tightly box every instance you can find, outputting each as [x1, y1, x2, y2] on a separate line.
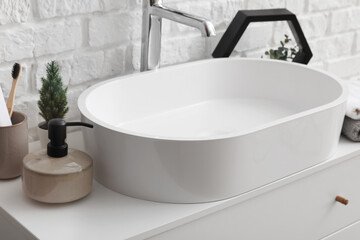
[151, 4, 216, 37]
[141, 0, 216, 72]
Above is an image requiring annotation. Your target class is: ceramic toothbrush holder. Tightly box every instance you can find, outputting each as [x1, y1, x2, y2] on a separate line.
[0, 111, 28, 179]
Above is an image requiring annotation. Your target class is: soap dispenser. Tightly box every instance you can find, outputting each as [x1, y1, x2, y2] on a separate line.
[22, 119, 94, 203]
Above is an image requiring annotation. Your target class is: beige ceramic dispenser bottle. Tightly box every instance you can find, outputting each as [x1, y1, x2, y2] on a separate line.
[22, 119, 94, 203]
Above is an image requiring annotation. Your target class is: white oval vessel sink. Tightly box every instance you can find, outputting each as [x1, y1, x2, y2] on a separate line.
[78, 58, 347, 203]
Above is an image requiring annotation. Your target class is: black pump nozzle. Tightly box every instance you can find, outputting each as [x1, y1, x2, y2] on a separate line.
[47, 119, 93, 158]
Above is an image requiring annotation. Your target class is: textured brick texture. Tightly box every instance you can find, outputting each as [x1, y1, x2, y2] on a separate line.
[0, 0, 360, 141]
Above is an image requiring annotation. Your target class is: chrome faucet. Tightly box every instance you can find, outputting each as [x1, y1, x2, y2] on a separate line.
[141, 0, 216, 72]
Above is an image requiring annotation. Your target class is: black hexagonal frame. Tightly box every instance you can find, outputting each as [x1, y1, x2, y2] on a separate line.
[212, 9, 313, 64]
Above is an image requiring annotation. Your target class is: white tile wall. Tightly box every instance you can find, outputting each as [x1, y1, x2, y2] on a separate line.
[0, 0, 359, 141]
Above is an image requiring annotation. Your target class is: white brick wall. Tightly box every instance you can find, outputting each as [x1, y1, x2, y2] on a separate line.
[1, 0, 360, 141]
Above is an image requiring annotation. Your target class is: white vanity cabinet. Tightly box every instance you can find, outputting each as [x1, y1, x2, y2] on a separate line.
[0, 136, 360, 240]
[150, 155, 360, 240]
[321, 220, 360, 240]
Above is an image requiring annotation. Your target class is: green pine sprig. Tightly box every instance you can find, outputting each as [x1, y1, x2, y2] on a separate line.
[38, 60, 69, 124]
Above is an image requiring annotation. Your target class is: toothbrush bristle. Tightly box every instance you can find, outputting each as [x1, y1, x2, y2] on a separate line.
[12, 63, 20, 79]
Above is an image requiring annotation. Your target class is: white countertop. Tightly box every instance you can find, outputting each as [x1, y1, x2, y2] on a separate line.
[1, 134, 360, 240]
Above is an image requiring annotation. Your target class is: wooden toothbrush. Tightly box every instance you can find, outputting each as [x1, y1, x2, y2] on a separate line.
[6, 63, 21, 117]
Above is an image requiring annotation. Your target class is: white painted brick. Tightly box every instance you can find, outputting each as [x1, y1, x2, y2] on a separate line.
[130, 11, 143, 41]
[327, 55, 360, 78]
[71, 51, 104, 85]
[35, 57, 73, 90]
[37, 0, 126, 16]
[102, 47, 127, 78]
[180, 36, 209, 61]
[128, 0, 141, 10]
[66, 86, 88, 121]
[89, 13, 134, 47]
[56, 0, 102, 16]
[33, 19, 82, 56]
[123, 45, 135, 74]
[285, 0, 306, 14]
[348, 75, 360, 83]
[185, 1, 212, 21]
[164, 1, 190, 12]
[0, 0, 31, 25]
[37, 0, 57, 18]
[132, 43, 141, 71]
[308, 61, 326, 71]
[299, 13, 328, 39]
[309, 33, 354, 62]
[160, 35, 207, 67]
[162, 19, 174, 35]
[101, 0, 127, 11]
[356, 31, 360, 52]
[37, 0, 102, 18]
[331, 8, 360, 33]
[309, 0, 357, 12]
[15, 98, 40, 130]
[211, 0, 245, 28]
[273, 21, 295, 46]
[160, 37, 187, 66]
[235, 22, 273, 52]
[0, 27, 34, 62]
[247, 0, 285, 9]
[244, 48, 270, 59]
[164, 0, 236, 36]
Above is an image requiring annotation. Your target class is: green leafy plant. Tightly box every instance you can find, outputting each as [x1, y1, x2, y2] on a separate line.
[264, 34, 299, 61]
[38, 60, 69, 128]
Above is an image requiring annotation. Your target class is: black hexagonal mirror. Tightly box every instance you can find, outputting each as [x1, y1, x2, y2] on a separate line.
[212, 9, 313, 64]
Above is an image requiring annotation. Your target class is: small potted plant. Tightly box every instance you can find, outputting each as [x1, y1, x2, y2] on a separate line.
[37, 60, 69, 148]
[264, 34, 299, 61]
